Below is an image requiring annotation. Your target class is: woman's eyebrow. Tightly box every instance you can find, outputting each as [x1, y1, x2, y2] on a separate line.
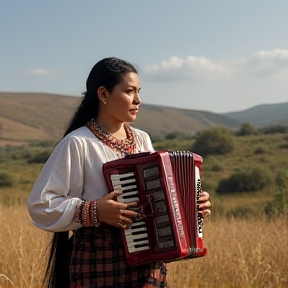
[126, 84, 141, 91]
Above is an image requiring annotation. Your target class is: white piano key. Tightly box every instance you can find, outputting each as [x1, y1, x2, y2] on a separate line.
[118, 191, 138, 198]
[126, 233, 148, 242]
[118, 197, 139, 203]
[127, 240, 149, 248]
[113, 184, 137, 191]
[112, 178, 136, 185]
[128, 246, 149, 253]
[130, 221, 146, 228]
[110, 173, 134, 180]
[124, 227, 147, 236]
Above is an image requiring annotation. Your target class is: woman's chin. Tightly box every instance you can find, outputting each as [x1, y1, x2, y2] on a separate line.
[126, 115, 137, 123]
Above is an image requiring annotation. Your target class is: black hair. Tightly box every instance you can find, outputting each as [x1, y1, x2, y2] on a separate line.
[43, 57, 138, 288]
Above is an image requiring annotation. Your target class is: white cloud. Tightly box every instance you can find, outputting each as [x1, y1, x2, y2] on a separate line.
[239, 49, 288, 77]
[143, 55, 230, 81]
[26, 69, 57, 76]
[143, 49, 288, 81]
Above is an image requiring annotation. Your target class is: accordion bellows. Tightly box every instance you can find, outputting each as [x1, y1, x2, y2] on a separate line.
[103, 150, 207, 266]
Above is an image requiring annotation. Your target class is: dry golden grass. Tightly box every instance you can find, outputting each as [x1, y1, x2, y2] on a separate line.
[168, 216, 288, 288]
[0, 201, 288, 288]
[0, 203, 49, 288]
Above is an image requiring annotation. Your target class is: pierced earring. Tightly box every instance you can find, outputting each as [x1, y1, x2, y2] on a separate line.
[102, 101, 106, 105]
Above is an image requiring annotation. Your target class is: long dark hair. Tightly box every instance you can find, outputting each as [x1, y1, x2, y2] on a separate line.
[43, 57, 138, 288]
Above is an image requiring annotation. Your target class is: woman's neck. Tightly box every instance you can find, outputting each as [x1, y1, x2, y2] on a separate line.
[94, 117, 127, 140]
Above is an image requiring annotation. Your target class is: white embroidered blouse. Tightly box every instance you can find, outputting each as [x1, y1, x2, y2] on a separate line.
[27, 126, 154, 232]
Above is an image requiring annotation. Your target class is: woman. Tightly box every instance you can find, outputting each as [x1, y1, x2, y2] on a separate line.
[27, 57, 212, 288]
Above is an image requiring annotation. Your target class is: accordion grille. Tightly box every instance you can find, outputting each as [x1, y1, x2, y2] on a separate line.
[168, 151, 197, 248]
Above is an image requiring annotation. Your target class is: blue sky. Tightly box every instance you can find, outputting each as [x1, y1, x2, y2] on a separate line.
[1, 1, 288, 113]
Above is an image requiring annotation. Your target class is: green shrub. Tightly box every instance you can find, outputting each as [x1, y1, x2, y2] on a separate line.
[27, 150, 51, 164]
[216, 166, 273, 194]
[264, 170, 288, 217]
[254, 147, 266, 155]
[0, 171, 17, 187]
[192, 127, 235, 156]
[29, 140, 57, 147]
[165, 131, 192, 140]
[236, 123, 258, 136]
[279, 143, 288, 149]
[260, 125, 288, 134]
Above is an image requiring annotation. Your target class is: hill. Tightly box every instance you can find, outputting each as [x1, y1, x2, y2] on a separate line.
[0, 92, 240, 146]
[222, 102, 288, 127]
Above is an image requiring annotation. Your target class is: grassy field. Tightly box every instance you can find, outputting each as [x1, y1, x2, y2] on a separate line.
[0, 131, 288, 287]
[0, 203, 287, 288]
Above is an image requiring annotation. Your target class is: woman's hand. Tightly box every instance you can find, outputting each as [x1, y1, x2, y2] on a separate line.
[97, 190, 138, 229]
[198, 191, 212, 218]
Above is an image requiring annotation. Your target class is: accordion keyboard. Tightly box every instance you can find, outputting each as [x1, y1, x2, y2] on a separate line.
[110, 172, 150, 253]
[124, 220, 149, 253]
[111, 173, 139, 203]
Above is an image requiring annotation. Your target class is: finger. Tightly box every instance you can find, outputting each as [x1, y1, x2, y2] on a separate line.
[118, 219, 127, 229]
[113, 190, 122, 197]
[120, 209, 138, 218]
[126, 202, 138, 207]
[199, 201, 212, 210]
[105, 190, 121, 200]
[201, 209, 211, 218]
[121, 217, 133, 225]
[199, 192, 210, 202]
[118, 202, 138, 211]
[201, 191, 209, 198]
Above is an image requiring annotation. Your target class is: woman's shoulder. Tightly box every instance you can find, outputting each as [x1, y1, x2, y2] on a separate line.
[129, 126, 150, 138]
[56, 126, 101, 150]
[64, 126, 100, 142]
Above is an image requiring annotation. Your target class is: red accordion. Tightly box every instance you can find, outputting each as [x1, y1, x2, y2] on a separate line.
[102, 150, 207, 266]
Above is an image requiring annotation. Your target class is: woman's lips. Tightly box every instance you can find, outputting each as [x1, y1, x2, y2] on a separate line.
[129, 109, 138, 114]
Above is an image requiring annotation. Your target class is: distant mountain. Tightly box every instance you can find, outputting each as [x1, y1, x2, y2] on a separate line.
[222, 102, 288, 127]
[0, 92, 240, 146]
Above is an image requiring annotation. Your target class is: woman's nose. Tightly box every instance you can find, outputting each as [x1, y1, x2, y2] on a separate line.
[133, 93, 141, 104]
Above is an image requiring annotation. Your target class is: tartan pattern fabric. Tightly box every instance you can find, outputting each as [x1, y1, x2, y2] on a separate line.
[69, 225, 151, 288]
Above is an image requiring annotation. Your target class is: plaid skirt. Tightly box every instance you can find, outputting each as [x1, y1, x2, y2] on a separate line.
[69, 225, 152, 288]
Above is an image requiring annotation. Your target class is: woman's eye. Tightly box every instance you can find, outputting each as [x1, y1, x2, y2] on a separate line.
[127, 90, 135, 95]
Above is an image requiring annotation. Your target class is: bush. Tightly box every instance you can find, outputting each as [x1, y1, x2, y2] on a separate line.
[216, 166, 273, 194]
[264, 170, 288, 217]
[260, 125, 288, 134]
[0, 171, 17, 187]
[254, 147, 266, 155]
[236, 123, 258, 136]
[29, 140, 57, 147]
[27, 150, 51, 164]
[165, 131, 192, 140]
[192, 127, 235, 156]
[205, 157, 224, 172]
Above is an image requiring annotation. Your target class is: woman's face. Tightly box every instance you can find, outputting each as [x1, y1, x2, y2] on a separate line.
[101, 72, 141, 123]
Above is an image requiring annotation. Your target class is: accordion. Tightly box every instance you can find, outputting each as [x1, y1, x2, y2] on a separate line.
[102, 150, 207, 266]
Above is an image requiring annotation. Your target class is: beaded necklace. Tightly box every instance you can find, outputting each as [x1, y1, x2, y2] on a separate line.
[86, 118, 136, 158]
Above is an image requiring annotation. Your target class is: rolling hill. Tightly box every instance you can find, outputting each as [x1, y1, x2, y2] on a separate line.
[0, 92, 240, 146]
[222, 102, 288, 127]
[1, 92, 287, 146]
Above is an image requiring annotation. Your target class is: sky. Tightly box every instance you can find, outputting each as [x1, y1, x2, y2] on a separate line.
[1, 0, 288, 113]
